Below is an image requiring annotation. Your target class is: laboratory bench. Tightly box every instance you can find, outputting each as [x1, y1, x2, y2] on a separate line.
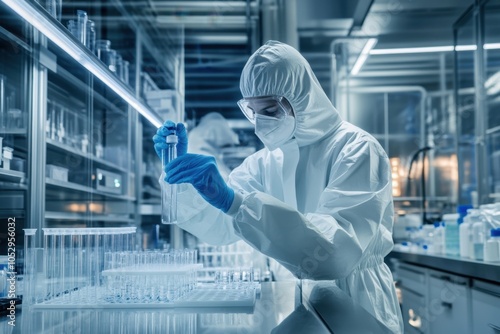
[389, 250, 500, 333]
[389, 249, 500, 283]
[0, 281, 391, 334]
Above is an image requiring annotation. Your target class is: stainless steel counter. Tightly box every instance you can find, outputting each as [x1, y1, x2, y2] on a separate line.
[2, 281, 390, 334]
[389, 250, 500, 283]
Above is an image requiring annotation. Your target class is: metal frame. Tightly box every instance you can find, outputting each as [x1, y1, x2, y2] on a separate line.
[453, 1, 496, 206]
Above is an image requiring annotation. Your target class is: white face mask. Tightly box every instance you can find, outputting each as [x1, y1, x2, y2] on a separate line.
[255, 114, 296, 151]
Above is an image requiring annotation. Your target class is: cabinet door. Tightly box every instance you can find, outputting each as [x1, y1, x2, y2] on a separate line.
[427, 274, 470, 334]
[401, 287, 427, 334]
[472, 286, 500, 334]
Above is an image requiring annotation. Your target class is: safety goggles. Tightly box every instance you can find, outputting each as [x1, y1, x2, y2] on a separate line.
[237, 95, 292, 124]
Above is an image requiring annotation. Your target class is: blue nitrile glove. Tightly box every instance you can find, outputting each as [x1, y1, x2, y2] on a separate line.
[153, 120, 188, 159]
[165, 153, 235, 213]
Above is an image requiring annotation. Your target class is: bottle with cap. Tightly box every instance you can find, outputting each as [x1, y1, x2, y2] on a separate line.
[459, 209, 474, 258]
[484, 228, 500, 263]
[432, 222, 445, 255]
[471, 213, 486, 261]
[444, 213, 460, 256]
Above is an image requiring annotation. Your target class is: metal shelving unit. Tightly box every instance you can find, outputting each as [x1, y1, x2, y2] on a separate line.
[0, 0, 182, 241]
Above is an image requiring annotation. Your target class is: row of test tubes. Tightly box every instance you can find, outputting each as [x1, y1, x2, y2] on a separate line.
[23, 228, 136, 305]
[102, 249, 200, 304]
[66, 10, 130, 85]
[213, 267, 260, 290]
[23, 310, 196, 334]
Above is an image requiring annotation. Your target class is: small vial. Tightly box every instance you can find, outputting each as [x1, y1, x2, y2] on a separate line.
[160, 133, 178, 224]
[76, 10, 88, 45]
[86, 20, 96, 53]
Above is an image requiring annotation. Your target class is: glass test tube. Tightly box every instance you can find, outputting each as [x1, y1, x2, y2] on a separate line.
[23, 229, 37, 306]
[76, 10, 88, 45]
[0, 74, 6, 129]
[86, 20, 96, 53]
[161, 133, 178, 224]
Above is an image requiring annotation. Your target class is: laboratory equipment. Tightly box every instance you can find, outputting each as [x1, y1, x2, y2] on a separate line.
[67, 19, 76, 38]
[108, 49, 118, 73]
[0, 74, 6, 130]
[484, 228, 500, 263]
[160, 132, 178, 224]
[471, 214, 486, 260]
[76, 10, 87, 45]
[45, 0, 61, 21]
[81, 134, 89, 153]
[23, 229, 37, 306]
[95, 168, 122, 194]
[444, 213, 460, 256]
[86, 20, 96, 53]
[96, 40, 116, 72]
[46, 164, 69, 182]
[459, 209, 474, 258]
[115, 54, 123, 80]
[0, 256, 8, 298]
[123, 60, 130, 85]
[432, 222, 445, 255]
[2, 147, 13, 170]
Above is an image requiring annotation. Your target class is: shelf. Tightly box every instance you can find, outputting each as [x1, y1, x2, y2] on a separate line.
[46, 178, 135, 201]
[54, 66, 127, 116]
[46, 139, 129, 173]
[45, 211, 134, 223]
[393, 196, 451, 201]
[0, 128, 27, 135]
[0, 167, 25, 183]
[2, 0, 163, 127]
[389, 250, 500, 283]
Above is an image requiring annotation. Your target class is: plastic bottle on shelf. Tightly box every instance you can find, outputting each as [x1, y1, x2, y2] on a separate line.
[459, 209, 474, 258]
[422, 224, 435, 253]
[444, 213, 460, 256]
[457, 205, 472, 224]
[484, 228, 500, 263]
[471, 215, 486, 261]
[432, 222, 445, 255]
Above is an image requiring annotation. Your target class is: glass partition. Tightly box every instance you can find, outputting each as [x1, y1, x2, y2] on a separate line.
[454, 9, 477, 206]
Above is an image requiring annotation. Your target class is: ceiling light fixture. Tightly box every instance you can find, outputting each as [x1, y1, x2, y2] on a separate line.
[351, 38, 378, 76]
[2, 0, 163, 128]
[370, 43, 500, 55]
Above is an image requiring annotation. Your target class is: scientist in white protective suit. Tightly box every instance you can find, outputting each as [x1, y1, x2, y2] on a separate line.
[153, 40, 404, 333]
[187, 112, 239, 180]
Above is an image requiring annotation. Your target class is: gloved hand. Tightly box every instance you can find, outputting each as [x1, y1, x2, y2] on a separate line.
[153, 120, 188, 159]
[165, 153, 235, 213]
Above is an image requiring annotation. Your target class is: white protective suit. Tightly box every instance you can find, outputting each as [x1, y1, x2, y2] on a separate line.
[188, 112, 239, 180]
[176, 40, 403, 333]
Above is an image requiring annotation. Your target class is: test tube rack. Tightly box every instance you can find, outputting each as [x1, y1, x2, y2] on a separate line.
[23, 229, 259, 310]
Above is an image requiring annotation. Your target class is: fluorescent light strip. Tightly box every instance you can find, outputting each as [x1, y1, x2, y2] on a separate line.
[370, 43, 500, 55]
[351, 38, 377, 76]
[3, 0, 163, 128]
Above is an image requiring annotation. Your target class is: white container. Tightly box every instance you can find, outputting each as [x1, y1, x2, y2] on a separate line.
[46, 164, 69, 182]
[432, 222, 445, 255]
[2, 146, 13, 170]
[444, 213, 460, 256]
[459, 212, 473, 258]
[472, 220, 486, 261]
[484, 228, 500, 263]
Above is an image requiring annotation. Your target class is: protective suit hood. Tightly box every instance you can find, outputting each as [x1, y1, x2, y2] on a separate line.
[191, 112, 239, 148]
[240, 40, 342, 147]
